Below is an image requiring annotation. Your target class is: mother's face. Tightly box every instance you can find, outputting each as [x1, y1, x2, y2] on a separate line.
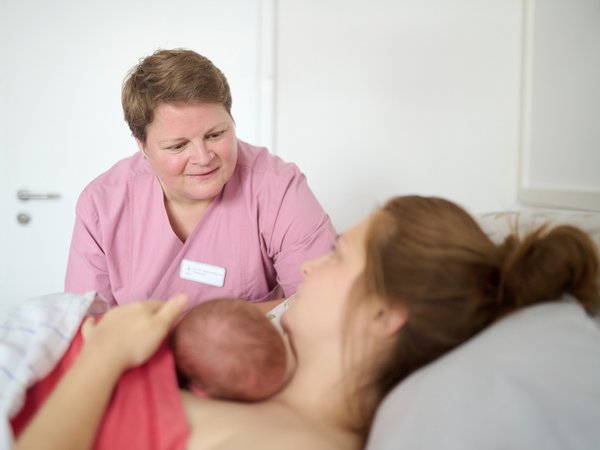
[138, 102, 237, 205]
[282, 216, 372, 343]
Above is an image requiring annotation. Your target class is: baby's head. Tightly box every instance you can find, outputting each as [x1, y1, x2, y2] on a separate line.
[171, 298, 288, 402]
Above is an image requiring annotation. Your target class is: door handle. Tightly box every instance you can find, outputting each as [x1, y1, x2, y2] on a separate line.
[17, 189, 62, 201]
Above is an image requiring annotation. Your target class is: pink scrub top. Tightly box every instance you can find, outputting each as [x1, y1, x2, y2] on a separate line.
[64, 141, 336, 306]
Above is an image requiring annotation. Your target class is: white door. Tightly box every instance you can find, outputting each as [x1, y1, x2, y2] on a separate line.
[0, 0, 269, 312]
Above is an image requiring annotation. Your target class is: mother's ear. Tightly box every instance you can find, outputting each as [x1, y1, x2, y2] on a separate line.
[370, 301, 408, 338]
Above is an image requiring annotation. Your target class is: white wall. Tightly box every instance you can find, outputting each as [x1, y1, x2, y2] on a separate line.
[2, 1, 596, 267]
[0, 9, 6, 293]
[275, 0, 523, 231]
[519, 0, 600, 211]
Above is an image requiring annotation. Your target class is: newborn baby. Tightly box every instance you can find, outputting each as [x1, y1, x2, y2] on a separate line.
[171, 298, 289, 402]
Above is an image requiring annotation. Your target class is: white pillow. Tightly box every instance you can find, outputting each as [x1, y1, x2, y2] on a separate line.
[366, 298, 600, 450]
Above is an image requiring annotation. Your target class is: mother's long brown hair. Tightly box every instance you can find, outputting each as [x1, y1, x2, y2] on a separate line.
[351, 196, 599, 437]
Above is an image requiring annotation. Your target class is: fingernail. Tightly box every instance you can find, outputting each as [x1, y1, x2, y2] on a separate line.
[173, 294, 189, 307]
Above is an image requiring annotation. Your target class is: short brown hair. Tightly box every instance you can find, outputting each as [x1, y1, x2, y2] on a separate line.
[122, 48, 232, 142]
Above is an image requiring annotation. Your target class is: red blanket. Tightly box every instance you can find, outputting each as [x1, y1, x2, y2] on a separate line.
[11, 326, 189, 449]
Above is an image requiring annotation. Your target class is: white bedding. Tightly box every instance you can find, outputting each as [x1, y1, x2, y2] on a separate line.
[0, 292, 108, 448]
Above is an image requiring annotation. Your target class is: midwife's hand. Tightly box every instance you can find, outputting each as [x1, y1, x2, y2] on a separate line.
[81, 294, 188, 372]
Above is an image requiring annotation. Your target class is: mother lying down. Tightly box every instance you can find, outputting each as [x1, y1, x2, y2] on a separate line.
[15, 195, 600, 450]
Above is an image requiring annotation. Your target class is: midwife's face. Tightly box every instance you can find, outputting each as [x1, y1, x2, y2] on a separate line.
[139, 102, 237, 205]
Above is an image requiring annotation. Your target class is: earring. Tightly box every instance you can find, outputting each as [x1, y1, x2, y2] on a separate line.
[143, 152, 148, 160]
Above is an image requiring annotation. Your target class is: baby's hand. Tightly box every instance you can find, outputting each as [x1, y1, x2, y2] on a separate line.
[81, 294, 188, 371]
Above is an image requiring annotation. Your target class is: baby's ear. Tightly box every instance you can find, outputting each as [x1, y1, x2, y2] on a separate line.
[370, 301, 407, 338]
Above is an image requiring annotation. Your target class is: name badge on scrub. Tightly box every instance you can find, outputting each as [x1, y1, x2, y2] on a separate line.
[179, 259, 226, 287]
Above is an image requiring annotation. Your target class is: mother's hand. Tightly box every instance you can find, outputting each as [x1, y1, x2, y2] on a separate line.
[81, 293, 188, 371]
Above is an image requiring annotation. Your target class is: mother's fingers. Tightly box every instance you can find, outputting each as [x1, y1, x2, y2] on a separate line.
[156, 294, 189, 324]
[139, 299, 166, 313]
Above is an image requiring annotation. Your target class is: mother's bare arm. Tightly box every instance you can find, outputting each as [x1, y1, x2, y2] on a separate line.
[15, 295, 187, 450]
